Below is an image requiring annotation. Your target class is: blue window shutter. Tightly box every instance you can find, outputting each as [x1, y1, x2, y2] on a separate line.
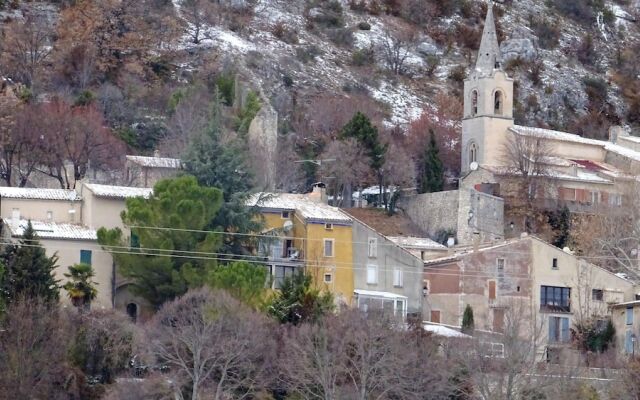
[549, 317, 557, 342]
[561, 318, 570, 342]
[626, 331, 633, 354]
[80, 250, 92, 265]
[627, 307, 634, 325]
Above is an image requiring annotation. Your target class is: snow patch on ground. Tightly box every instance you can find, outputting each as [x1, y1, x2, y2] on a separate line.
[368, 81, 424, 127]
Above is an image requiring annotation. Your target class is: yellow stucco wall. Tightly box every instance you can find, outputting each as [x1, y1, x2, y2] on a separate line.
[259, 209, 354, 305]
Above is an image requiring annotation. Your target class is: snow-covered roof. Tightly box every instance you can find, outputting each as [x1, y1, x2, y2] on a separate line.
[354, 289, 408, 299]
[247, 193, 352, 223]
[0, 186, 80, 201]
[387, 236, 447, 250]
[126, 155, 182, 169]
[3, 219, 97, 241]
[511, 125, 640, 163]
[423, 323, 472, 338]
[84, 183, 153, 199]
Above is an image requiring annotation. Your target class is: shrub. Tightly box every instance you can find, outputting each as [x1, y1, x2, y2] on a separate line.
[327, 27, 354, 46]
[528, 60, 545, 86]
[236, 90, 261, 135]
[583, 76, 608, 108]
[529, 16, 561, 49]
[75, 90, 95, 106]
[272, 20, 299, 44]
[295, 45, 322, 64]
[216, 72, 236, 106]
[425, 55, 440, 77]
[447, 65, 466, 84]
[576, 33, 597, 66]
[358, 21, 371, 30]
[306, 0, 344, 28]
[548, 0, 602, 23]
[351, 47, 375, 66]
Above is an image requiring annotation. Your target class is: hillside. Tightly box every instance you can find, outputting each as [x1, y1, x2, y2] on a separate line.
[1, 0, 640, 191]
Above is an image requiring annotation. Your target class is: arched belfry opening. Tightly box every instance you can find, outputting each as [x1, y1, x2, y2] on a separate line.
[471, 90, 478, 116]
[494, 91, 503, 115]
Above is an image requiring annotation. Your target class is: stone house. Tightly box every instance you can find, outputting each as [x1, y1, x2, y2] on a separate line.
[611, 300, 640, 356]
[424, 235, 636, 358]
[0, 183, 154, 321]
[248, 187, 355, 306]
[124, 153, 182, 188]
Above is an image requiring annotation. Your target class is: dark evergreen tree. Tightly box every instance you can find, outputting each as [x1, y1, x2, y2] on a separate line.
[0, 221, 59, 304]
[461, 304, 474, 335]
[420, 129, 444, 193]
[183, 90, 263, 255]
[98, 176, 224, 308]
[547, 205, 571, 248]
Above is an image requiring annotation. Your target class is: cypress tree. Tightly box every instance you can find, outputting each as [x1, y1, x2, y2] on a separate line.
[461, 304, 475, 335]
[0, 221, 59, 304]
[420, 129, 444, 193]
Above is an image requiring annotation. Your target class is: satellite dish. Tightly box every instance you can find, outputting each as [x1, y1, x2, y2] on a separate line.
[283, 220, 293, 232]
[469, 161, 479, 171]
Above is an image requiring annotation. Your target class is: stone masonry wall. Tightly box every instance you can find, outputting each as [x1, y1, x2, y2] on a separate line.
[398, 190, 459, 238]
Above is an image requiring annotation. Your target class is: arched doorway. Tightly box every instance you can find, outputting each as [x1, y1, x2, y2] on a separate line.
[126, 303, 138, 323]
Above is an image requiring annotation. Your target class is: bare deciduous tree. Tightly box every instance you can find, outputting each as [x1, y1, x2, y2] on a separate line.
[0, 298, 71, 399]
[379, 27, 416, 76]
[0, 12, 53, 88]
[501, 131, 557, 232]
[176, 0, 214, 44]
[318, 138, 371, 207]
[147, 288, 272, 400]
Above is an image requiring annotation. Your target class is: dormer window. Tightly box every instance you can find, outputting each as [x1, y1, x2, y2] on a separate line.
[471, 90, 478, 116]
[494, 91, 503, 115]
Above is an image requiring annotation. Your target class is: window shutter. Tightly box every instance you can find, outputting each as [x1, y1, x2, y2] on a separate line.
[561, 318, 569, 342]
[80, 250, 92, 265]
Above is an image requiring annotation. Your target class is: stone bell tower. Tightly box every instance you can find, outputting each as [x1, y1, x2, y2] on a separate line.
[460, 3, 514, 174]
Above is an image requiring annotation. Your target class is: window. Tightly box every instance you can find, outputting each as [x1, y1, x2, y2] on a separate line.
[552, 258, 558, 270]
[46, 211, 53, 222]
[131, 232, 140, 249]
[323, 239, 334, 257]
[324, 223, 333, 230]
[471, 90, 478, 116]
[469, 142, 478, 164]
[395, 299, 405, 317]
[273, 265, 300, 289]
[11, 208, 19, 221]
[496, 258, 505, 278]
[80, 250, 92, 265]
[627, 307, 634, 325]
[609, 193, 622, 207]
[590, 191, 599, 205]
[368, 238, 377, 258]
[393, 268, 403, 287]
[367, 264, 378, 284]
[592, 289, 604, 301]
[281, 211, 290, 219]
[548, 316, 570, 343]
[323, 273, 333, 283]
[540, 286, 571, 312]
[494, 90, 503, 115]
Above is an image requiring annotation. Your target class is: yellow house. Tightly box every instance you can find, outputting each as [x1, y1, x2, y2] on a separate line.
[247, 189, 354, 305]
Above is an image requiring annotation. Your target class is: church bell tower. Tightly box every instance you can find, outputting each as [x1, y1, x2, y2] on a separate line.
[461, 3, 514, 174]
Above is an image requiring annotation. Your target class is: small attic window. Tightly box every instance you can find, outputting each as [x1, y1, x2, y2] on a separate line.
[325, 223, 333, 230]
[281, 211, 290, 219]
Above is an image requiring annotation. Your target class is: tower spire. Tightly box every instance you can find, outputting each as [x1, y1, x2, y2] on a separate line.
[475, 2, 501, 75]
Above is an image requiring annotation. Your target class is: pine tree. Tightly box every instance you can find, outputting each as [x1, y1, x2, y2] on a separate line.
[208, 261, 268, 308]
[268, 273, 334, 325]
[63, 263, 98, 311]
[98, 176, 224, 308]
[461, 304, 475, 335]
[420, 129, 444, 193]
[183, 89, 263, 255]
[0, 221, 59, 304]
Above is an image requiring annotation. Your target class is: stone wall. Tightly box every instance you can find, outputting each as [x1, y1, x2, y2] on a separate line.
[457, 188, 505, 244]
[247, 103, 278, 190]
[398, 190, 459, 239]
